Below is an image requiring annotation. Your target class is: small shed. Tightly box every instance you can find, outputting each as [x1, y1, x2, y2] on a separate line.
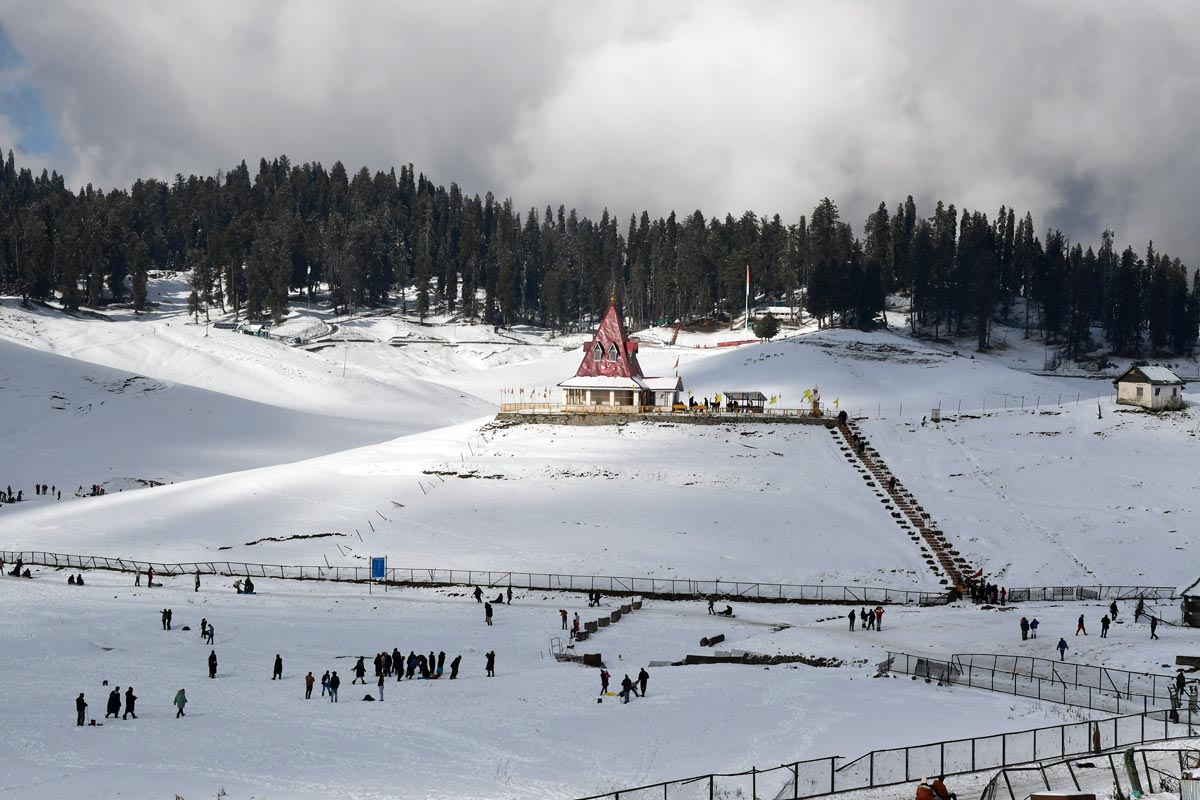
[1114, 366, 1185, 410]
[1181, 576, 1200, 628]
[723, 391, 767, 413]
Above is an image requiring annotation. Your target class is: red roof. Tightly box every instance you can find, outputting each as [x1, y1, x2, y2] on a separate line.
[575, 303, 643, 379]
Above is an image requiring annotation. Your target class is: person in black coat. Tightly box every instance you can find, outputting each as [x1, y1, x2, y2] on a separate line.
[392, 648, 403, 681]
[329, 671, 340, 702]
[437, 651, 446, 675]
[406, 652, 417, 680]
[638, 668, 649, 697]
[123, 687, 137, 719]
[485, 650, 496, 677]
[485, 602, 494, 625]
[273, 655, 283, 680]
[353, 657, 366, 684]
[208, 650, 218, 678]
[620, 674, 633, 703]
[450, 654, 461, 679]
[76, 693, 87, 726]
[105, 687, 121, 719]
[473, 586, 483, 603]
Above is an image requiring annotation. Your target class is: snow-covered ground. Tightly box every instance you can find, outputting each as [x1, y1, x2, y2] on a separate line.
[4, 568, 1172, 800]
[2, 278, 1198, 799]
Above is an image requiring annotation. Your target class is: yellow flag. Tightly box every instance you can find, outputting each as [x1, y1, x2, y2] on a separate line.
[769, 395, 777, 404]
[715, 393, 722, 403]
[834, 398, 839, 408]
[803, 388, 812, 401]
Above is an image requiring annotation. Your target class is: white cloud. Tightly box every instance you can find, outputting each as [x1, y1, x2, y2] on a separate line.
[3, 0, 1200, 259]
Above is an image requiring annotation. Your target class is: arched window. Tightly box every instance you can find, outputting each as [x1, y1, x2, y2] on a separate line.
[592, 343, 603, 361]
[607, 343, 619, 361]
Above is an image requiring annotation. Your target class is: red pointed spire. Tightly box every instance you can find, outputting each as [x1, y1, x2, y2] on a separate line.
[574, 303, 643, 379]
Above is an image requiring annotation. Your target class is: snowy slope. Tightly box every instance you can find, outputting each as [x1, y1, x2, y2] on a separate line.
[0, 570, 1119, 800]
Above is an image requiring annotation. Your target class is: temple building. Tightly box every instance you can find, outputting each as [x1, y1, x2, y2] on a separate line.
[558, 302, 683, 411]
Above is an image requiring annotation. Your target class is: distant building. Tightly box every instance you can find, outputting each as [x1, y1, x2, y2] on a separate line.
[1113, 366, 1185, 410]
[558, 302, 682, 411]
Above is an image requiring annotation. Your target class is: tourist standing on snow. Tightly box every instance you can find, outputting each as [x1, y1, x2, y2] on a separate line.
[621, 674, 634, 703]
[174, 689, 187, 718]
[329, 671, 340, 702]
[875, 606, 885, 631]
[485, 650, 496, 677]
[208, 650, 218, 678]
[305, 672, 315, 699]
[473, 586, 483, 603]
[377, 671, 385, 700]
[273, 654, 284, 680]
[123, 687, 137, 719]
[848, 609, 856, 631]
[638, 668, 649, 697]
[600, 669, 610, 696]
[561, 609, 568, 629]
[321, 671, 330, 696]
[76, 693, 87, 726]
[1056, 638, 1068, 661]
[1030, 618, 1039, 639]
[353, 657, 367, 684]
[1100, 615, 1110, 638]
[204, 622, 214, 644]
[485, 602, 494, 626]
[1020, 617, 1029, 640]
[105, 687, 121, 719]
[1109, 601, 1119, 620]
[1151, 616, 1160, 640]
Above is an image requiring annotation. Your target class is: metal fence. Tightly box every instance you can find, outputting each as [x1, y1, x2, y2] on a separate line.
[0, 549, 947, 604]
[573, 710, 1198, 800]
[0, 550, 1178, 609]
[1006, 585, 1177, 602]
[979, 747, 1200, 800]
[952, 654, 1178, 709]
[884, 652, 1174, 715]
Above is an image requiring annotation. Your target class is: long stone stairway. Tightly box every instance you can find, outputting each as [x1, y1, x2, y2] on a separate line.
[832, 417, 972, 587]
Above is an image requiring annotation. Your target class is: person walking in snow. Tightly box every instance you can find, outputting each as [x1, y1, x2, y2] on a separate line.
[1030, 618, 1039, 639]
[485, 602, 494, 626]
[1109, 601, 1119, 620]
[76, 693, 87, 726]
[1136, 598, 1145, 620]
[161, 609, 170, 630]
[638, 667, 649, 697]
[620, 674, 633, 704]
[208, 650, 218, 679]
[123, 687, 137, 719]
[848, 608, 856, 631]
[450, 655, 461, 680]
[353, 657, 367, 684]
[204, 622, 214, 645]
[600, 669, 610, 696]
[1075, 615, 1087, 636]
[1056, 638, 1068, 661]
[199, 618, 207, 639]
[273, 654, 284, 680]
[105, 687, 121, 719]
[194, 572, 201, 592]
[708, 599, 716, 615]
[1020, 617, 1029, 641]
[1100, 615, 1110, 638]
[485, 650, 496, 677]
[473, 586, 483, 603]
[329, 671, 340, 702]
[506, 585, 513, 604]
[173, 688, 187, 718]
[305, 672, 315, 699]
[1150, 616, 1160, 640]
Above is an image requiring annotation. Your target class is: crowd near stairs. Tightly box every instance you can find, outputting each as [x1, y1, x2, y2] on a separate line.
[833, 417, 972, 587]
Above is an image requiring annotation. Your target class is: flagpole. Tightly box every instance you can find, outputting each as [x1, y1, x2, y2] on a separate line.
[745, 264, 751, 331]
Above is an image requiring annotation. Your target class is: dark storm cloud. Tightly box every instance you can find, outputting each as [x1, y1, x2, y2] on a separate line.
[2, 1, 1200, 259]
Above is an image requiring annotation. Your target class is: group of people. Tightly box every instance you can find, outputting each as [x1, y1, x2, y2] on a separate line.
[965, 578, 1006, 605]
[79, 484, 106, 497]
[706, 599, 734, 616]
[0, 485, 22, 503]
[914, 775, 956, 800]
[66, 573, 86, 585]
[3, 558, 31, 578]
[233, 577, 256, 594]
[472, 585, 513, 604]
[34, 483, 60, 499]
[847, 606, 885, 631]
[77, 687, 187, 723]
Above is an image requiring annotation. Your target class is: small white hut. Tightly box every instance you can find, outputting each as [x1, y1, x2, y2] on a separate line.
[1114, 366, 1185, 410]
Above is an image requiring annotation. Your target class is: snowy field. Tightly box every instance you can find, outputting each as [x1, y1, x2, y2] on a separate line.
[2, 279, 1200, 798]
[2, 568, 1169, 800]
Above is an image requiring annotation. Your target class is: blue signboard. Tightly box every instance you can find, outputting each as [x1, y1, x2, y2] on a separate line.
[370, 557, 386, 580]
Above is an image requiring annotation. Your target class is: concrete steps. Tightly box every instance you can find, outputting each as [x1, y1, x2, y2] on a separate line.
[834, 420, 971, 586]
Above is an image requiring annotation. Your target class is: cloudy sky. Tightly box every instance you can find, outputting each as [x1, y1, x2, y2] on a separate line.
[2, 1, 1199, 259]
